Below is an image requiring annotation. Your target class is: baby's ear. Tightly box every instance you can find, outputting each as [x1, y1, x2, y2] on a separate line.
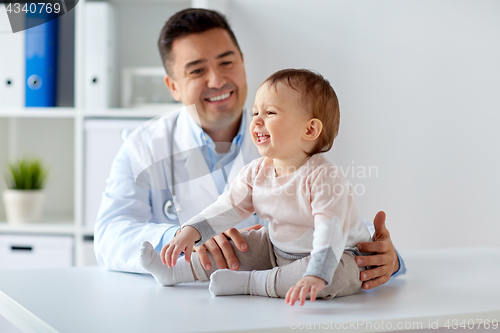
[304, 118, 323, 141]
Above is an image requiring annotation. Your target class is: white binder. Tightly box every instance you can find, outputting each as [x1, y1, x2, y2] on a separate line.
[84, 119, 145, 228]
[84, 2, 115, 109]
[0, 8, 24, 108]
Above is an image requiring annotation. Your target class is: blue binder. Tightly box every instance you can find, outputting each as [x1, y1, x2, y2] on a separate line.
[25, 11, 59, 107]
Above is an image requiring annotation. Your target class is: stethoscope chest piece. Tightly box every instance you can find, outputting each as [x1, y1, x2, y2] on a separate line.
[164, 199, 178, 221]
[164, 194, 182, 221]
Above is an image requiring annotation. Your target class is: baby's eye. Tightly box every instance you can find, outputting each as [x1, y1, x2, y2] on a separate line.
[267, 111, 276, 115]
[252, 112, 259, 116]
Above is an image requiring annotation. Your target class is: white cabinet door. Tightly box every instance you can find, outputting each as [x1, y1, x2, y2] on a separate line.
[0, 235, 73, 269]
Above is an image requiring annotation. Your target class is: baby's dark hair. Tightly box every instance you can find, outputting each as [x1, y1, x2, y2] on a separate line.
[262, 69, 340, 156]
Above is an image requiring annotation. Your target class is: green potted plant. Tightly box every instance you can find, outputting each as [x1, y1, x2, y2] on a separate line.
[3, 158, 49, 224]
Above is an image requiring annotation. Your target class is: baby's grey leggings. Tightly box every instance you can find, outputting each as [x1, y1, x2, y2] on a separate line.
[191, 227, 365, 299]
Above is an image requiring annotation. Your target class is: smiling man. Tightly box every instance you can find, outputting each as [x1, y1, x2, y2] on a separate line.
[163, 27, 247, 148]
[94, 8, 406, 291]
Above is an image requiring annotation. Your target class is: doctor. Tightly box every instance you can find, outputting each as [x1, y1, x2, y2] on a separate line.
[94, 8, 406, 290]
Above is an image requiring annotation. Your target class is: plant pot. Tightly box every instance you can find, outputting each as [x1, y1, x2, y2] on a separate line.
[3, 189, 46, 224]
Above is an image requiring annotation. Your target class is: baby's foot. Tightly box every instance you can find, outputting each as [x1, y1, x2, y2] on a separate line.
[209, 270, 251, 296]
[209, 269, 272, 296]
[140, 241, 187, 286]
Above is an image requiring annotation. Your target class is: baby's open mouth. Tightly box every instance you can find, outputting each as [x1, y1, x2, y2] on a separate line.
[255, 133, 270, 144]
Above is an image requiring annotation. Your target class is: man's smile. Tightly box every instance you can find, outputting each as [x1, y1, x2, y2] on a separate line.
[205, 91, 233, 102]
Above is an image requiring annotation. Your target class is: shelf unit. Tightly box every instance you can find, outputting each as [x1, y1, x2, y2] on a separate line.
[0, 0, 191, 267]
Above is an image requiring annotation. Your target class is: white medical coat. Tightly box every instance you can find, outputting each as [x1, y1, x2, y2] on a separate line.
[94, 108, 262, 273]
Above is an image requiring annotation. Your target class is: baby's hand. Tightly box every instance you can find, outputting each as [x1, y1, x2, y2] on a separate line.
[285, 276, 326, 306]
[160, 226, 201, 267]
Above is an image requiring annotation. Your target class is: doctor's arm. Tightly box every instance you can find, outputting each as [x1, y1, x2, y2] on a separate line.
[355, 211, 407, 290]
[94, 144, 177, 273]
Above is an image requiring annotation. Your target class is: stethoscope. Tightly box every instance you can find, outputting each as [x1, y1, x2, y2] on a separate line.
[162, 112, 235, 221]
[164, 114, 182, 221]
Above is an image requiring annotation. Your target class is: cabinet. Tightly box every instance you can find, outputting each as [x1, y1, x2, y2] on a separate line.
[0, 0, 191, 267]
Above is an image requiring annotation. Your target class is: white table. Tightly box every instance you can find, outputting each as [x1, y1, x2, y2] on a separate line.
[0, 247, 499, 333]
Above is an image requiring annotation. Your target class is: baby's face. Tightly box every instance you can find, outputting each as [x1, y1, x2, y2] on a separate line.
[250, 82, 311, 161]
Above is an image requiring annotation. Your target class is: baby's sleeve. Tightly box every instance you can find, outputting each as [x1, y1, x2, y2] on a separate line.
[183, 159, 260, 245]
[304, 165, 358, 286]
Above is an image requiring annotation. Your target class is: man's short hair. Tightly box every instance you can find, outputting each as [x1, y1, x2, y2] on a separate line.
[158, 8, 242, 76]
[263, 69, 340, 157]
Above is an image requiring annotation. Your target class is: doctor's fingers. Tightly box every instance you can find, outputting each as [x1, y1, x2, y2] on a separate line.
[194, 245, 212, 270]
[203, 237, 229, 270]
[213, 234, 241, 270]
[360, 265, 386, 282]
[356, 253, 391, 267]
[362, 273, 390, 290]
[223, 228, 248, 252]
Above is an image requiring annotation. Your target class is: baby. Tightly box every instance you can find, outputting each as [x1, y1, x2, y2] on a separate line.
[140, 68, 371, 306]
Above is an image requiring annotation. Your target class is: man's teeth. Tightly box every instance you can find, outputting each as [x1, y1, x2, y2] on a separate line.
[208, 92, 231, 102]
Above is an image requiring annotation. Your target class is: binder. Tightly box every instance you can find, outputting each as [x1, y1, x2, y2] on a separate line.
[25, 11, 59, 107]
[85, 2, 115, 109]
[0, 8, 24, 108]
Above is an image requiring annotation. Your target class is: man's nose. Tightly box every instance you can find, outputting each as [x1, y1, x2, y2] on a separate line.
[207, 68, 226, 89]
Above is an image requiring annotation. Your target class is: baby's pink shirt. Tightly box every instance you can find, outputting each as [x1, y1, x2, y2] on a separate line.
[185, 154, 371, 284]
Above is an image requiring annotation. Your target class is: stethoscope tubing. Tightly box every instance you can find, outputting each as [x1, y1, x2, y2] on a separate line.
[164, 114, 181, 221]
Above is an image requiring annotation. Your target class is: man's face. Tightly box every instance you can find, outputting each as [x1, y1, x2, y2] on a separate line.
[164, 28, 247, 132]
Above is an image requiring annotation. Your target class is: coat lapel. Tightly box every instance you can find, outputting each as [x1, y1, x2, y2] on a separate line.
[174, 107, 218, 199]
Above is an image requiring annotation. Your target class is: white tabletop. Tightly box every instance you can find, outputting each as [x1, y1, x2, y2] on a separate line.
[0, 247, 499, 333]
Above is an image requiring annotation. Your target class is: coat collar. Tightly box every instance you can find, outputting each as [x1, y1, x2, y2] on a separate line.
[173, 106, 261, 198]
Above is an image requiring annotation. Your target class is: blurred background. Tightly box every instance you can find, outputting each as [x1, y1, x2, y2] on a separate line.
[1, 0, 499, 331]
[0, 0, 499, 269]
[229, 0, 500, 252]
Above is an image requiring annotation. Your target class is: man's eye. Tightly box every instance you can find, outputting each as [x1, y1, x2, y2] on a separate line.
[221, 61, 232, 66]
[190, 68, 203, 75]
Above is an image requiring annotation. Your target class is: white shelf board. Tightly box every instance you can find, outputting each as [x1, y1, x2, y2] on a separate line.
[82, 228, 95, 237]
[0, 217, 76, 235]
[0, 108, 77, 118]
[83, 104, 182, 119]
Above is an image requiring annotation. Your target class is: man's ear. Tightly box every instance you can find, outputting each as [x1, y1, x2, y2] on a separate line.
[164, 74, 181, 102]
[303, 118, 323, 141]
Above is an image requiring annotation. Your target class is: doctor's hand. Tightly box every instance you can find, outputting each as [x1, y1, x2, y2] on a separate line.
[161, 226, 201, 268]
[355, 211, 399, 290]
[194, 224, 263, 271]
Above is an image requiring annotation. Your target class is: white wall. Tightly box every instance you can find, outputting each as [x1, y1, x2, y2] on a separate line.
[115, 1, 190, 105]
[228, 0, 500, 250]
